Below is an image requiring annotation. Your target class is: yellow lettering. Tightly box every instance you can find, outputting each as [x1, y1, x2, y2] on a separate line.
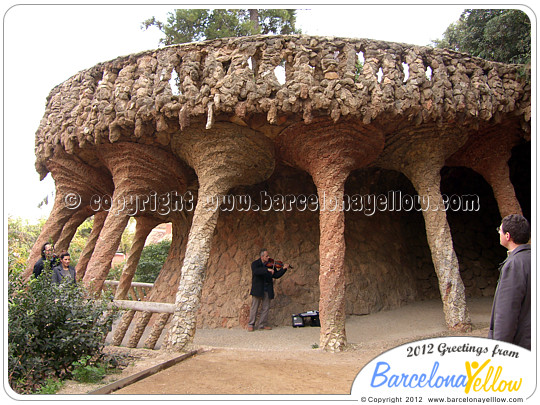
[509, 379, 522, 392]
[482, 365, 494, 392]
[492, 366, 503, 392]
[465, 360, 491, 394]
[465, 360, 523, 394]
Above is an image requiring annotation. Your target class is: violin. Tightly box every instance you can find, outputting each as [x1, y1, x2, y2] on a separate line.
[265, 258, 293, 270]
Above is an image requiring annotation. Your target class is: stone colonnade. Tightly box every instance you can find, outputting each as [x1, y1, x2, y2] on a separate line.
[28, 35, 530, 352]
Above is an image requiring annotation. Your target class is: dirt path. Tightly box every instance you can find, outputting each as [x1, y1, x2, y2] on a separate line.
[58, 297, 492, 395]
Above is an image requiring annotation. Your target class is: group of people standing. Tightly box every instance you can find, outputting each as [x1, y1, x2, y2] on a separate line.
[33, 242, 76, 284]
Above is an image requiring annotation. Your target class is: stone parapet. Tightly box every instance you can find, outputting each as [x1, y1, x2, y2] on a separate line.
[34, 34, 530, 177]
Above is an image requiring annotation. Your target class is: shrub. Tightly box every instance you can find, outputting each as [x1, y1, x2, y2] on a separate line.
[71, 356, 107, 383]
[135, 239, 171, 283]
[34, 378, 64, 394]
[8, 267, 117, 394]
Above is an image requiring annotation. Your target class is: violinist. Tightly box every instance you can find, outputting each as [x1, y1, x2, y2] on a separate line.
[247, 248, 290, 332]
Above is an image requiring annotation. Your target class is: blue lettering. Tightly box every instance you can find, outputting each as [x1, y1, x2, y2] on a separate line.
[455, 375, 467, 388]
[388, 374, 399, 387]
[418, 373, 427, 387]
[370, 362, 390, 387]
[369, 361, 467, 389]
[402, 374, 412, 387]
[409, 373, 419, 388]
[428, 361, 440, 387]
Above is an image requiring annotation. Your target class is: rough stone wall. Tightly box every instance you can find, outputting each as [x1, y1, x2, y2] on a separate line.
[193, 160, 514, 328]
[195, 166, 432, 328]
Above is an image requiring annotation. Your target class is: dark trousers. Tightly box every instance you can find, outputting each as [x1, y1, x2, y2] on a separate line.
[248, 292, 271, 328]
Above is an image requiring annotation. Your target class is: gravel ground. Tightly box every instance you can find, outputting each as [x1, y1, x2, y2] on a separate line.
[109, 297, 493, 350]
[109, 296, 492, 351]
[187, 296, 491, 351]
[59, 297, 492, 395]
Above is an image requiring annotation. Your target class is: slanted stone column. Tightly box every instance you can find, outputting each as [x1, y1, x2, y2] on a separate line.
[446, 126, 523, 218]
[277, 119, 384, 351]
[24, 150, 113, 280]
[83, 212, 129, 292]
[404, 163, 471, 331]
[165, 123, 275, 351]
[122, 213, 190, 348]
[115, 216, 162, 300]
[76, 211, 108, 281]
[481, 157, 522, 218]
[111, 216, 162, 347]
[83, 142, 188, 293]
[145, 212, 192, 302]
[376, 127, 471, 331]
[54, 208, 93, 255]
[127, 311, 153, 348]
[144, 313, 171, 349]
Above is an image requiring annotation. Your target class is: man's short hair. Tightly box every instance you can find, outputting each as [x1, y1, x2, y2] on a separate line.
[259, 248, 268, 257]
[502, 214, 530, 244]
[59, 252, 71, 260]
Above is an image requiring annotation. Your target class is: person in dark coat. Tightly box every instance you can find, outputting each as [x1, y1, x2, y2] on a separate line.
[52, 252, 77, 285]
[33, 242, 59, 278]
[488, 214, 531, 350]
[247, 248, 289, 331]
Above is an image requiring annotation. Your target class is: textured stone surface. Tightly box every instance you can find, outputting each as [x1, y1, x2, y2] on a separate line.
[28, 34, 530, 352]
[446, 122, 523, 217]
[82, 142, 189, 292]
[277, 118, 384, 350]
[164, 123, 275, 351]
[24, 150, 113, 280]
[115, 216, 161, 299]
[374, 126, 472, 331]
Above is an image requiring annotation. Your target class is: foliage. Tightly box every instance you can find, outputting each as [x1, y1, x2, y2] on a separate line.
[67, 217, 94, 265]
[71, 356, 107, 383]
[354, 58, 363, 82]
[119, 217, 136, 255]
[107, 262, 124, 281]
[142, 9, 300, 46]
[7, 216, 45, 272]
[135, 239, 172, 283]
[8, 265, 117, 394]
[34, 378, 64, 394]
[433, 9, 531, 65]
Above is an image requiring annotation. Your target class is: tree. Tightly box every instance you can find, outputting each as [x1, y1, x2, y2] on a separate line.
[8, 216, 45, 273]
[142, 9, 300, 46]
[433, 9, 531, 65]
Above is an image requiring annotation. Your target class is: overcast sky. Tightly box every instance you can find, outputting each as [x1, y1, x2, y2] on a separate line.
[2, 2, 535, 223]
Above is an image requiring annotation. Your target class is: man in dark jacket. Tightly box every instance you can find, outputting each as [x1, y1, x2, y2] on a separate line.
[248, 248, 289, 331]
[33, 242, 59, 278]
[489, 214, 531, 350]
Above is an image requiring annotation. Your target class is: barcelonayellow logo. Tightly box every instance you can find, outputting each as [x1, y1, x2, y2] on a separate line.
[352, 336, 533, 400]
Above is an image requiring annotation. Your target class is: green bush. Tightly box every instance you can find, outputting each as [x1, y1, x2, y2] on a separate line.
[34, 378, 64, 394]
[135, 240, 171, 283]
[71, 356, 106, 383]
[8, 267, 117, 394]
